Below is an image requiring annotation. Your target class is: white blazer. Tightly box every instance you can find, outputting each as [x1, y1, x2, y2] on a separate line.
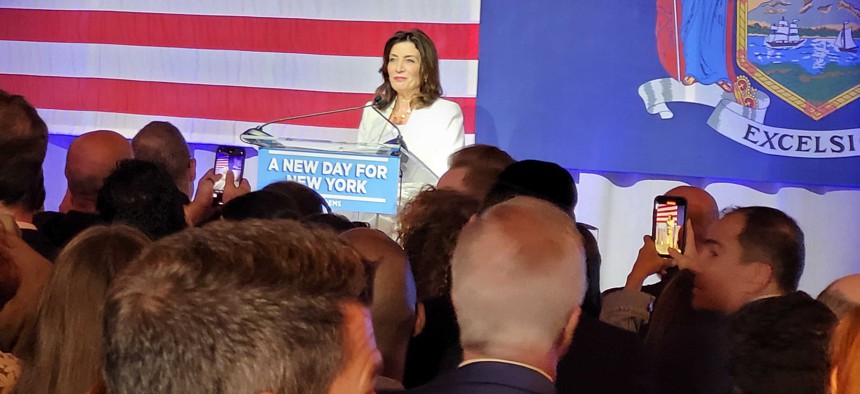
[357, 97, 465, 177]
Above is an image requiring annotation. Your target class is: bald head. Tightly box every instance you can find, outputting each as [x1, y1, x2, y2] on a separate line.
[341, 228, 416, 381]
[666, 186, 718, 249]
[453, 196, 586, 358]
[65, 130, 133, 213]
[818, 274, 860, 319]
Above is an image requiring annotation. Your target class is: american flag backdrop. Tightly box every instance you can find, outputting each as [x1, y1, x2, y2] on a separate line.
[0, 1, 480, 145]
[654, 202, 679, 224]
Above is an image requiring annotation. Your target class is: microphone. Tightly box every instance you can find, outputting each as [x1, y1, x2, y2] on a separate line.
[370, 97, 405, 149]
[240, 95, 404, 148]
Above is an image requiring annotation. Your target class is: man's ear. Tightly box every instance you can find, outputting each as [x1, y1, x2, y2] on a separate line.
[747, 261, 774, 294]
[413, 302, 426, 337]
[59, 189, 73, 213]
[188, 157, 197, 182]
[558, 306, 581, 357]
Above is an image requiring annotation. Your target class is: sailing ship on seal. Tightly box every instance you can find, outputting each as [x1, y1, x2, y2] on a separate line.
[765, 17, 805, 49]
[834, 21, 858, 53]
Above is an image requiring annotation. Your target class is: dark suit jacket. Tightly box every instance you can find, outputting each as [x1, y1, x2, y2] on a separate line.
[556, 313, 644, 394]
[403, 296, 461, 388]
[33, 210, 103, 248]
[20, 228, 58, 261]
[407, 361, 555, 394]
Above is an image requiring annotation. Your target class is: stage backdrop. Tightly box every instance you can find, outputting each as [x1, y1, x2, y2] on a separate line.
[0, 0, 480, 145]
[477, 0, 860, 187]
[3, 1, 859, 293]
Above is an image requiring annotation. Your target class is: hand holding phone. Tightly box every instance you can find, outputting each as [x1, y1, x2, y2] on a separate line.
[212, 146, 246, 206]
[625, 234, 675, 291]
[651, 195, 688, 257]
[220, 170, 251, 203]
[668, 218, 698, 270]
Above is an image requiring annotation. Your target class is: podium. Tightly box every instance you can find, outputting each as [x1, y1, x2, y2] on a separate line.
[242, 133, 439, 216]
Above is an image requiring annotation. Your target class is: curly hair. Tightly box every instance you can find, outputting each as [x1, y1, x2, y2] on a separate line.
[97, 160, 187, 239]
[397, 187, 480, 301]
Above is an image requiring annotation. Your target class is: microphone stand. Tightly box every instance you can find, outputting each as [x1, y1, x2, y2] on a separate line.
[239, 95, 404, 148]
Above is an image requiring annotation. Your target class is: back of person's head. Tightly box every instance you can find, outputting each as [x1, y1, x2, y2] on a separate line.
[818, 274, 860, 319]
[0, 90, 47, 163]
[301, 213, 362, 234]
[642, 269, 731, 393]
[0, 169, 45, 216]
[729, 293, 836, 394]
[221, 190, 300, 221]
[448, 144, 515, 171]
[103, 219, 370, 394]
[576, 223, 602, 318]
[97, 159, 187, 239]
[262, 181, 330, 217]
[727, 206, 805, 293]
[483, 160, 577, 217]
[397, 187, 480, 301]
[341, 228, 417, 382]
[831, 306, 860, 394]
[132, 121, 195, 198]
[453, 196, 586, 359]
[438, 145, 515, 201]
[13, 225, 148, 394]
[644, 270, 697, 351]
[64, 130, 134, 213]
[0, 90, 48, 214]
[665, 186, 719, 250]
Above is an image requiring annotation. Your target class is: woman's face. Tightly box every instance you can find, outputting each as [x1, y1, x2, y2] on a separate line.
[387, 41, 422, 98]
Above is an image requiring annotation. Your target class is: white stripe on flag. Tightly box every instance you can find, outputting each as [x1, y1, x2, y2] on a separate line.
[38, 108, 355, 145]
[38, 108, 477, 146]
[0, 41, 478, 97]
[0, 0, 481, 23]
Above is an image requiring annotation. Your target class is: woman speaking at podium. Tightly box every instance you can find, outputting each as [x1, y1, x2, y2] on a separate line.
[358, 29, 465, 178]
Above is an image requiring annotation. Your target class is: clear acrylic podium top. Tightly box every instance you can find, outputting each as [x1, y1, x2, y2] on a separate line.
[240, 133, 440, 193]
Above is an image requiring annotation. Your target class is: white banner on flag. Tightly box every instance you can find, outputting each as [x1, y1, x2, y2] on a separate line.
[639, 78, 860, 158]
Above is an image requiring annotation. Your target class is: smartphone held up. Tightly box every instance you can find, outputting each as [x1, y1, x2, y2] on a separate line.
[651, 195, 687, 257]
[212, 146, 246, 206]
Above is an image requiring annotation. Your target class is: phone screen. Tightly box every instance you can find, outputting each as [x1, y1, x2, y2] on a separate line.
[653, 198, 687, 256]
[213, 147, 245, 194]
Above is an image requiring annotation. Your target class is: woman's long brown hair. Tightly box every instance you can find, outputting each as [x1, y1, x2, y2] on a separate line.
[374, 29, 443, 111]
[13, 225, 149, 394]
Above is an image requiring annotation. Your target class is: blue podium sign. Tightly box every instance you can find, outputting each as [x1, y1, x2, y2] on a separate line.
[257, 148, 400, 215]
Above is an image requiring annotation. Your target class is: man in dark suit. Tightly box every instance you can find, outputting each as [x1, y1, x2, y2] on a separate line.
[35, 129, 132, 247]
[409, 196, 586, 393]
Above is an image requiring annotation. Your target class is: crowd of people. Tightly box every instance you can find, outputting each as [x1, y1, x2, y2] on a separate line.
[2, 87, 859, 394]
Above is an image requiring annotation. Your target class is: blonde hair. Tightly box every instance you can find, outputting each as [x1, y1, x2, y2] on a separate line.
[831, 306, 860, 394]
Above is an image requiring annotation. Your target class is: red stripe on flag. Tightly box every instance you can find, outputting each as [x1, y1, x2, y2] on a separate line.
[0, 74, 475, 133]
[0, 8, 479, 59]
